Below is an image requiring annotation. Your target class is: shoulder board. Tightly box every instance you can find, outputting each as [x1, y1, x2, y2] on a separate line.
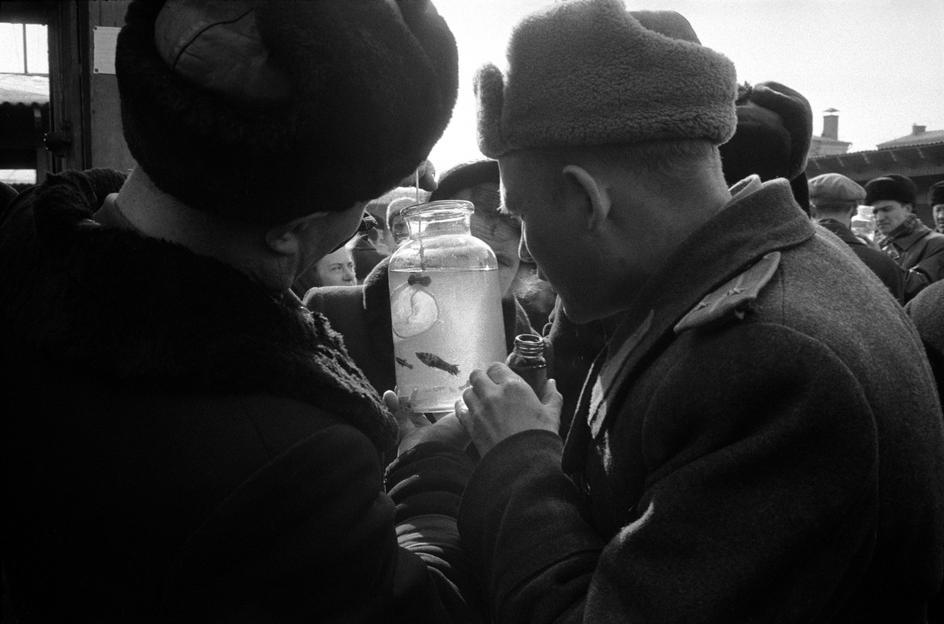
[674, 251, 781, 334]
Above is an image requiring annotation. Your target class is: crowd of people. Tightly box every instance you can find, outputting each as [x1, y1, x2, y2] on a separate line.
[1, 0, 943, 622]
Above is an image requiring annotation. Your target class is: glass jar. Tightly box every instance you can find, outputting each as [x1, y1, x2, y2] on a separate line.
[388, 200, 506, 414]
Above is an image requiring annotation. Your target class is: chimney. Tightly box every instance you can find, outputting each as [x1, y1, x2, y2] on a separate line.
[913, 124, 926, 135]
[822, 108, 839, 140]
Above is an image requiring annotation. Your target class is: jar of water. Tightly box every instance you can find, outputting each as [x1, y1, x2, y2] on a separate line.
[388, 200, 506, 414]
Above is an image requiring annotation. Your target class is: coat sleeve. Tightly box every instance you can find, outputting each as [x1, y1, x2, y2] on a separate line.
[458, 324, 880, 623]
[165, 424, 482, 623]
[906, 237, 944, 300]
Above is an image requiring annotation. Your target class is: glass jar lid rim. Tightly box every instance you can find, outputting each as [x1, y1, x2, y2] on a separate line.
[402, 199, 474, 220]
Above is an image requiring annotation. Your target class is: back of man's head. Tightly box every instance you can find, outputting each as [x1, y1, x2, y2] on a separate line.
[116, 0, 458, 227]
[808, 173, 865, 221]
[929, 180, 944, 209]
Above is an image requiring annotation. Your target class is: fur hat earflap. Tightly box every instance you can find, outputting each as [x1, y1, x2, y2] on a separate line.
[475, 0, 737, 157]
[116, 0, 458, 225]
[864, 174, 917, 207]
[720, 81, 812, 186]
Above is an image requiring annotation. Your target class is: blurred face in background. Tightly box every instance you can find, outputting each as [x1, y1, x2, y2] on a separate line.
[387, 197, 419, 248]
[313, 246, 356, 286]
[933, 204, 944, 231]
[454, 182, 522, 296]
[871, 200, 912, 236]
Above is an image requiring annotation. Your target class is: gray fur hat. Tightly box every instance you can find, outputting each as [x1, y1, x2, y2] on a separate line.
[475, 0, 738, 157]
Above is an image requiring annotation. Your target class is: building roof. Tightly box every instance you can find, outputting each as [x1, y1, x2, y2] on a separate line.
[811, 135, 852, 146]
[806, 141, 944, 181]
[0, 73, 48, 105]
[877, 129, 944, 150]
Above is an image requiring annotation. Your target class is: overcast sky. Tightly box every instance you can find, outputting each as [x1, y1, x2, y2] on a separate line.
[2, 2, 942, 178]
[428, 0, 944, 172]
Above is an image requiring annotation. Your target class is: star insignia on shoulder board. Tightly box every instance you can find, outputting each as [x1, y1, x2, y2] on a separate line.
[674, 252, 781, 334]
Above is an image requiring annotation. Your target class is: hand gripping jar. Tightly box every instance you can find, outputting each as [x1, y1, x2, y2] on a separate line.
[388, 200, 506, 414]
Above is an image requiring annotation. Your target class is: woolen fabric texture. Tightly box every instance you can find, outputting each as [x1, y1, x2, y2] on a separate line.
[116, 0, 458, 225]
[475, 0, 737, 157]
[864, 174, 918, 206]
[907, 279, 944, 399]
[0, 169, 483, 622]
[458, 179, 944, 623]
[815, 218, 905, 304]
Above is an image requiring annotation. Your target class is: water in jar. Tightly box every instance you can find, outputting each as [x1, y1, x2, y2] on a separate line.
[390, 266, 505, 413]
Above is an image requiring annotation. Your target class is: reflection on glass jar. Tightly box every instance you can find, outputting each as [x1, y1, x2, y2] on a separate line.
[388, 200, 506, 414]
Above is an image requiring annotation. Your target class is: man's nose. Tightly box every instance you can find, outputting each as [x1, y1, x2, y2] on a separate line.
[343, 266, 356, 282]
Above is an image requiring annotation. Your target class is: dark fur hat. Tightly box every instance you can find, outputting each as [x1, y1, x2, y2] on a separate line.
[429, 160, 499, 202]
[929, 180, 944, 206]
[864, 174, 917, 206]
[116, 0, 458, 225]
[720, 81, 812, 185]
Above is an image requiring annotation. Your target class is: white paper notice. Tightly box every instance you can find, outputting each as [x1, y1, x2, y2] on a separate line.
[93, 26, 120, 75]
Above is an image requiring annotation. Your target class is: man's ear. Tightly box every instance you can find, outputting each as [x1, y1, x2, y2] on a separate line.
[562, 165, 611, 231]
[264, 212, 330, 256]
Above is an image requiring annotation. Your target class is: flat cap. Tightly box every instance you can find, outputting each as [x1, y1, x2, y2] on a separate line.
[808, 173, 865, 204]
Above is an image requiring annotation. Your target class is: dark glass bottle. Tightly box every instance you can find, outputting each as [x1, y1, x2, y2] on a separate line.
[505, 333, 547, 394]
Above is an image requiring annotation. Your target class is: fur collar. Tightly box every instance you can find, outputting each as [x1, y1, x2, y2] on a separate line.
[2, 169, 397, 452]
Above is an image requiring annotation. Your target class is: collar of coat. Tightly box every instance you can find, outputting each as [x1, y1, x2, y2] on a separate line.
[562, 178, 813, 468]
[2, 169, 397, 453]
[816, 218, 865, 247]
[587, 178, 811, 408]
[879, 213, 933, 251]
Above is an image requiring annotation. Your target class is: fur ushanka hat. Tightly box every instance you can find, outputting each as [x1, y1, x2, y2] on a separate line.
[719, 81, 813, 212]
[475, 0, 738, 157]
[116, 0, 458, 225]
[864, 174, 918, 207]
[929, 180, 944, 207]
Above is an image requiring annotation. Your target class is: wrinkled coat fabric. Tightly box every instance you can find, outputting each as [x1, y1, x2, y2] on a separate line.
[459, 179, 944, 624]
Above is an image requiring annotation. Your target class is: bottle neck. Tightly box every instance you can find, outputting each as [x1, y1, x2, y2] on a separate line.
[513, 334, 545, 357]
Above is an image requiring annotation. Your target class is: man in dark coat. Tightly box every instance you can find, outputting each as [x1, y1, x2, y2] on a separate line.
[866, 173, 944, 301]
[809, 172, 905, 303]
[455, 1, 944, 622]
[0, 1, 482, 622]
[548, 76, 817, 433]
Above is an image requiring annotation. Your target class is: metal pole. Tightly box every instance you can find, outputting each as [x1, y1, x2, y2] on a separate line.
[22, 23, 29, 74]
